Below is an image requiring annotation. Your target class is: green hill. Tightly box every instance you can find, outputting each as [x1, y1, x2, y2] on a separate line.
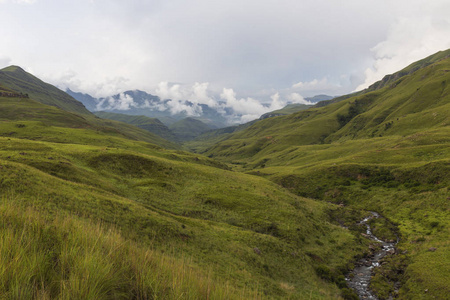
[94, 111, 177, 141]
[203, 50, 450, 299]
[169, 117, 215, 142]
[0, 66, 91, 115]
[0, 66, 178, 150]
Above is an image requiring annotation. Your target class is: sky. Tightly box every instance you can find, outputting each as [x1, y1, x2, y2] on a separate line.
[1, 0, 450, 121]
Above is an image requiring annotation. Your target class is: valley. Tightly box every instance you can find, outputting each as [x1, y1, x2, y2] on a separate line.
[0, 49, 449, 299]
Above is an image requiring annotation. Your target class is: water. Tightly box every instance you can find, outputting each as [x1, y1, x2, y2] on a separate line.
[346, 212, 398, 299]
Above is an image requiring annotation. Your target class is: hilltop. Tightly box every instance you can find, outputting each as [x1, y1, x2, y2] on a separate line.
[0, 66, 91, 115]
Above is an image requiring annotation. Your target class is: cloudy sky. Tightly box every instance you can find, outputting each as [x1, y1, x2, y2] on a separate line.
[1, 0, 450, 119]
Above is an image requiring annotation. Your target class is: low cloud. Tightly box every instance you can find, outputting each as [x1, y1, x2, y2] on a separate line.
[92, 81, 314, 123]
[287, 93, 314, 105]
[96, 93, 137, 111]
[165, 99, 203, 116]
[220, 88, 298, 123]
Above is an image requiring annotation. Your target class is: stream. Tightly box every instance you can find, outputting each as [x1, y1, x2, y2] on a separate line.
[346, 212, 398, 299]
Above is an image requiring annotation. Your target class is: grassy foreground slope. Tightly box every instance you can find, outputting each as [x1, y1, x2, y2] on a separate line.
[0, 131, 365, 299]
[0, 89, 366, 298]
[204, 50, 450, 299]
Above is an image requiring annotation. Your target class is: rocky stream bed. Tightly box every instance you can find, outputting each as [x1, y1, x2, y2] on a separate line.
[346, 212, 399, 299]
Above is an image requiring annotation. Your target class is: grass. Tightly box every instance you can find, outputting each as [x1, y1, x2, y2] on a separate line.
[0, 132, 365, 299]
[94, 111, 177, 142]
[0, 196, 252, 300]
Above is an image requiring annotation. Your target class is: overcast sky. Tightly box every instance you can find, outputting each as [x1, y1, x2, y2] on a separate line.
[1, 0, 450, 108]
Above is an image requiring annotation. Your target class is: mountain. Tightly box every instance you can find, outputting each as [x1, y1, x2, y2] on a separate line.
[169, 117, 215, 142]
[202, 49, 450, 299]
[68, 88, 334, 129]
[94, 111, 177, 142]
[68, 89, 230, 128]
[0, 65, 366, 299]
[66, 88, 98, 111]
[0, 66, 91, 115]
[305, 94, 334, 103]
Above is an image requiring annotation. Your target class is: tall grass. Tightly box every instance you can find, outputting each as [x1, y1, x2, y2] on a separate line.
[0, 196, 257, 299]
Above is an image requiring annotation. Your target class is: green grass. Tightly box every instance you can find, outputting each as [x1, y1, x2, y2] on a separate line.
[94, 111, 177, 142]
[0, 196, 253, 300]
[169, 117, 214, 142]
[0, 132, 366, 299]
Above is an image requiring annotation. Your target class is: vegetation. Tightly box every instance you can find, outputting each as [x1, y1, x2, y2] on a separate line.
[1, 49, 449, 299]
[169, 117, 215, 142]
[94, 111, 177, 142]
[198, 50, 450, 299]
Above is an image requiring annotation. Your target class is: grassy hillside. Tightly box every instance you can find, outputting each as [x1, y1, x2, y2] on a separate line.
[0, 95, 178, 150]
[0, 129, 364, 299]
[0, 66, 91, 115]
[184, 120, 257, 153]
[201, 50, 450, 299]
[169, 117, 215, 142]
[94, 111, 177, 141]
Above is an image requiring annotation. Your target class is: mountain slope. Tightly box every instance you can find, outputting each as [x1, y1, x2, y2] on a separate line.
[94, 111, 177, 141]
[0, 66, 91, 115]
[169, 117, 215, 142]
[68, 89, 230, 128]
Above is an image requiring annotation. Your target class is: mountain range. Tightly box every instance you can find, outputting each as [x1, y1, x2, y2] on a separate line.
[67, 89, 328, 126]
[0, 49, 449, 299]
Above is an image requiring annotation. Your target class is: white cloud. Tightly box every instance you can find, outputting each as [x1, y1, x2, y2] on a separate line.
[155, 82, 183, 101]
[287, 93, 314, 105]
[165, 99, 203, 116]
[96, 93, 137, 111]
[356, 3, 450, 91]
[268, 93, 285, 111]
[190, 82, 216, 107]
[220, 88, 267, 116]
